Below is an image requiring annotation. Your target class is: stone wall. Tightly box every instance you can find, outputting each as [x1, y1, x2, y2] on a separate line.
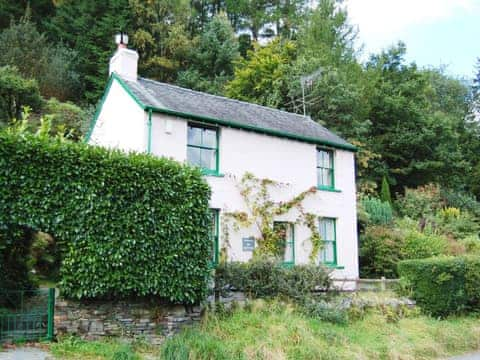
[54, 298, 202, 344]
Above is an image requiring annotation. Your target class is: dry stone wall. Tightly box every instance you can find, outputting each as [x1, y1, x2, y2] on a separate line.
[54, 298, 202, 344]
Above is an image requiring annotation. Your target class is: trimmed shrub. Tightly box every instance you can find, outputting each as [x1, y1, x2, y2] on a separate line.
[398, 256, 480, 316]
[214, 257, 331, 300]
[360, 197, 393, 225]
[0, 132, 211, 303]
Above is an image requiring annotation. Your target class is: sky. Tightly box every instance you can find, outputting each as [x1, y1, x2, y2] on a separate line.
[343, 0, 480, 79]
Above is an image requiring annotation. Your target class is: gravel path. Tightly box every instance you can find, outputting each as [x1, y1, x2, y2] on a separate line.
[0, 347, 51, 360]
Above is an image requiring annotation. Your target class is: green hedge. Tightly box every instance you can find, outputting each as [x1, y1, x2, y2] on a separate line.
[0, 132, 211, 304]
[398, 256, 480, 316]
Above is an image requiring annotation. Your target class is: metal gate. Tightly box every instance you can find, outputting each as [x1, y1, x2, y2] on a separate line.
[0, 288, 55, 342]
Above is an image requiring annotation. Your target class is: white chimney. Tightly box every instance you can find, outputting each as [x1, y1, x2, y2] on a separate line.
[109, 33, 138, 81]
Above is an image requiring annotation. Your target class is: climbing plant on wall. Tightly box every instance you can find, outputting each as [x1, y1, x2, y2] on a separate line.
[0, 130, 211, 304]
[221, 172, 322, 263]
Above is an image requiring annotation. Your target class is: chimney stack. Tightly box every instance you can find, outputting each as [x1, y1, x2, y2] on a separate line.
[109, 32, 138, 81]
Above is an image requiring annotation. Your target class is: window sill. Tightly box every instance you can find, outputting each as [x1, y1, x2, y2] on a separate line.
[202, 171, 225, 177]
[317, 186, 341, 193]
[323, 264, 345, 270]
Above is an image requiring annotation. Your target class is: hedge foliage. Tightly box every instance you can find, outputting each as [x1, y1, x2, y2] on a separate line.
[0, 132, 211, 304]
[398, 256, 480, 317]
[214, 257, 331, 301]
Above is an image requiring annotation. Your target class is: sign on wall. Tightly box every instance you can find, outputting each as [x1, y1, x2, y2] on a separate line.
[242, 237, 255, 251]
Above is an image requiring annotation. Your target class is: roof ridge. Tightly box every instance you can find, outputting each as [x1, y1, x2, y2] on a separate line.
[137, 77, 313, 122]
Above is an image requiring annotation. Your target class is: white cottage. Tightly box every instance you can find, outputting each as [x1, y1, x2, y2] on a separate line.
[87, 42, 359, 287]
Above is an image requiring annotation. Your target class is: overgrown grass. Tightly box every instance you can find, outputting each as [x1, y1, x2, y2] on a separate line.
[49, 336, 157, 360]
[161, 300, 480, 360]
[48, 299, 480, 360]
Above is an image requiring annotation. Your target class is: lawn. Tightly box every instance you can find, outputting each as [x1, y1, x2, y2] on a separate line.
[48, 298, 480, 360]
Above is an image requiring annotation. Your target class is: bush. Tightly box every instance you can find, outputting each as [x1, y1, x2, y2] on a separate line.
[214, 257, 331, 300]
[0, 132, 211, 303]
[461, 235, 480, 255]
[398, 256, 480, 316]
[301, 298, 349, 325]
[359, 225, 404, 278]
[360, 197, 393, 225]
[402, 229, 448, 259]
[435, 208, 479, 240]
[441, 188, 480, 218]
[396, 184, 443, 219]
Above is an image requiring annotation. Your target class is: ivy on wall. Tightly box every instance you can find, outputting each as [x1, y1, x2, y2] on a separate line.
[0, 131, 211, 304]
[221, 172, 322, 262]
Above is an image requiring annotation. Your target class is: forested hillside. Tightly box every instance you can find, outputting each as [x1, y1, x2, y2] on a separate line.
[1, 0, 479, 199]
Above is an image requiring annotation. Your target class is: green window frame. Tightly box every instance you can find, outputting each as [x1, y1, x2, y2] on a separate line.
[187, 123, 219, 175]
[273, 222, 295, 266]
[317, 148, 334, 189]
[318, 217, 337, 266]
[210, 209, 220, 266]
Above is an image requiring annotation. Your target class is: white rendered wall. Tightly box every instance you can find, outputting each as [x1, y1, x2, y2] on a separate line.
[149, 112, 359, 282]
[88, 79, 146, 152]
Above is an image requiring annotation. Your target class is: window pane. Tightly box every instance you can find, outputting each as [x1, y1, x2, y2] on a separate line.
[325, 219, 335, 241]
[323, 169, 330, 186]
[188, 126, 202, 146]
[187, 146, 201, 167]
[320, 242, 335, 263]
[323, 151, 332, 168]
[284, 240, 294, 263]
[319, 218, 335, 241]
[203, 128, 217, 148]
[200, 148, 216, 170]
[211, 210, 218, 236]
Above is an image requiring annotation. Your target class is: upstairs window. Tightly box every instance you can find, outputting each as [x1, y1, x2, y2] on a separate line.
[187, 124, 218, 174]
[318, 217, 337, 266]
[317, 148, 334, 189]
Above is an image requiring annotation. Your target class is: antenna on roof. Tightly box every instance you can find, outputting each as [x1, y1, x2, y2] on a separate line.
[300, 69, 322, 116]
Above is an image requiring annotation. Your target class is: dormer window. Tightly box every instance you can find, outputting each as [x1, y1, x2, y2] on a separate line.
[317, 148, 334, 189]
[187, 123, 219, 174]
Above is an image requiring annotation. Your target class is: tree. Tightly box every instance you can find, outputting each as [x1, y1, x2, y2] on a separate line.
[129, 0, 193, 83]
[226, 39, 296, 107]
[177, 13, 239, 94]
[365, 43, 469, 192]
[0, 66, 42, 125]
[0, 18, 80, 101]
[380, 176, 392, 205]
[45, 0, 131, 103]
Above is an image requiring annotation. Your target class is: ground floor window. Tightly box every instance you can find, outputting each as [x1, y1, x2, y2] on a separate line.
[210, 209, 219, 266]
[318, 217, 337, 266]
[273, 222, 295, 266]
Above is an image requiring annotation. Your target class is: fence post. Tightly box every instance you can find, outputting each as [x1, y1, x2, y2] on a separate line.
[47, 288, 55, 341]
[381, 276, 386, 291]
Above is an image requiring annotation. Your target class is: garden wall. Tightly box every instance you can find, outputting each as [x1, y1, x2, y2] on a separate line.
[54, 298, 203, 344]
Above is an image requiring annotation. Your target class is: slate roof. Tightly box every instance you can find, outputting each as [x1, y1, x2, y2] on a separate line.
[119, 75, 355, 151]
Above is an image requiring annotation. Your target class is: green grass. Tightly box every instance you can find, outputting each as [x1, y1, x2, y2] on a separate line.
[161, 300, 480, 360]
[49, 336, 156, 360]
[49, 299, 480, 360]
